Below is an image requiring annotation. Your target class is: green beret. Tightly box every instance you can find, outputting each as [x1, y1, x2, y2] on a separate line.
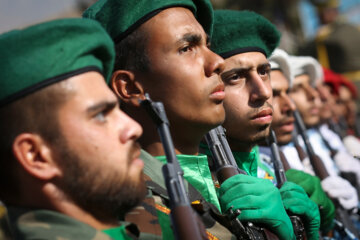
[0, 18, 115, 107]
[211, 10, 280, 58]
[83, 0, 214, 42]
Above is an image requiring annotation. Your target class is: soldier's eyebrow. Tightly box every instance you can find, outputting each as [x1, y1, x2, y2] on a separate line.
[258, 63, 271, 70]
[221, 67, 250, 80]
[87, 100, 118, 115]
[177, 33, 203, 46]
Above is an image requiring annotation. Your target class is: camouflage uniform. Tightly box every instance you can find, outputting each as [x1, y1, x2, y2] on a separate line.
[126, 150, 236, 240]
[7, 207, 139, 240]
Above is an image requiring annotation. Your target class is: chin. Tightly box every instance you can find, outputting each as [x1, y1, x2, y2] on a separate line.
[208, 110, 226, 127]
[250, 126, 270, 144]
[277, 134, 292, 146]
[304, 117, 320, 128]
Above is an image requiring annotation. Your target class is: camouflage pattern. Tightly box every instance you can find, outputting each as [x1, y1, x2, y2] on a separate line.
[7, 206, 138, 240]
[129, 150, 236, 240]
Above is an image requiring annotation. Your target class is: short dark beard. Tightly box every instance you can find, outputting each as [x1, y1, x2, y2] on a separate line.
[52, 136, 146, 222]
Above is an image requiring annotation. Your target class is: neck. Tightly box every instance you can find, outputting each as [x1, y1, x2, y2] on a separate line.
[52, 199, 119, 230]
[227, 137, 254, 152]
[142, 124, 204, 156]
[18, 181, 119, 230]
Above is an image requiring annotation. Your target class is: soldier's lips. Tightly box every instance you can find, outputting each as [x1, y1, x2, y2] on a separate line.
[309, 107, 319, 115]
[210, 83, 225, 102]
[278, 122, 294, 132]
[250, 108, 273, 124]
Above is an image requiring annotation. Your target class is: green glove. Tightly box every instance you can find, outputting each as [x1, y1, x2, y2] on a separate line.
[285, 169, 335, 233]
[219, 174, 295, 240]
[279, 181, 320, 240]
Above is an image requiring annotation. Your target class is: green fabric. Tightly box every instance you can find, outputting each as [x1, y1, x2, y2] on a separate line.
[285, 169, 335, 233]
[211, 10, 280, 58]
[279, 181, 321, 240]
[218, 174, 295, 240]
[156, 154, 221, 211]
[156, 209, 174, 240]
[200, 143, 259, 177]
[7, 207, 113, 240]
[102, 226, 132, 240]
[83, 0, 214, 41]
[232, 146, 259, 177]
[0, 18, 115, 106]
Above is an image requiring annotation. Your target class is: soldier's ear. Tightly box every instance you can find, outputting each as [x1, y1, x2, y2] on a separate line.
[111, 70, 145, 107]
[12, 133, 61, 180]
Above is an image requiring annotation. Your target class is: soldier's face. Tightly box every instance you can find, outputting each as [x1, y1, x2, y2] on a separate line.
[137, 7, 226, 136]
[54, 71, 145, 218]
[317, 83, 335, 122]
[270, 70, 296, 145]
[290, 74, 321, 128]
[339, 85, 357, 127]
[221, 52, 273, 150]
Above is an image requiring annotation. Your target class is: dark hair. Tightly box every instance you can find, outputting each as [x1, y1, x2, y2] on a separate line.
[0, 82, 71, 201]
[114, 25, 150, 72]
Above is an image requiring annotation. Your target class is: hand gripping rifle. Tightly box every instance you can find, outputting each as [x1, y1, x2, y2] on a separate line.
[293, 110, 359, 239]
[140, 94, 208, 240]
[205, 126, 278, 240]
[266, 130, 306, 240]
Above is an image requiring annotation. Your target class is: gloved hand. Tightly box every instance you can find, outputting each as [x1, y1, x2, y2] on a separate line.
[279, 181, 320, 240]
[285, 169, 335, 233]
[219, 174, 295, 240]
[321, 175, 358, 210]
[334, 151, 360, 186]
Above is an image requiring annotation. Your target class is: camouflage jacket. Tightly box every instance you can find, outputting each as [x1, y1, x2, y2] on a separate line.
[7, 206, 138, 240]
[125, 150, 236, 240]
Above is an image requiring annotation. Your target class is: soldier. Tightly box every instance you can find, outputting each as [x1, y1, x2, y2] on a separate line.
[206, 10, 320, 239]
[0, 18, 145, 239]
[84, 0, 305, 239]
[322, 68, 360, 156]
[84, 0, 238, 239]
[258, 48, 335, 234]
[316, 68, 360, 188]
[282, 55, 359, 212]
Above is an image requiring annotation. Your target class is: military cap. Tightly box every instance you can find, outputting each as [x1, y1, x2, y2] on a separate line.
[323, 68, 357, 98]
[83, 0, 214, 42]
[289, 56, 323, 87]
[269, 48, 293, 87]
[0, 18, 115, 107]
[211, 10, 280, 59]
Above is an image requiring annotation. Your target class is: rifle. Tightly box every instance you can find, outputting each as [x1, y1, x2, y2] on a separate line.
[293, 110, 360, 239]
[205, 126, 278, 240]
[266, 130, 306, 240]
[292, 128, 308, 162]
[140, 94, 208, 240]
[293, 110, 330, 180]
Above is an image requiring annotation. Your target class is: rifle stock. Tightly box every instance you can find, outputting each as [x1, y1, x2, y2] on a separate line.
[141, 94, 207, 240]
